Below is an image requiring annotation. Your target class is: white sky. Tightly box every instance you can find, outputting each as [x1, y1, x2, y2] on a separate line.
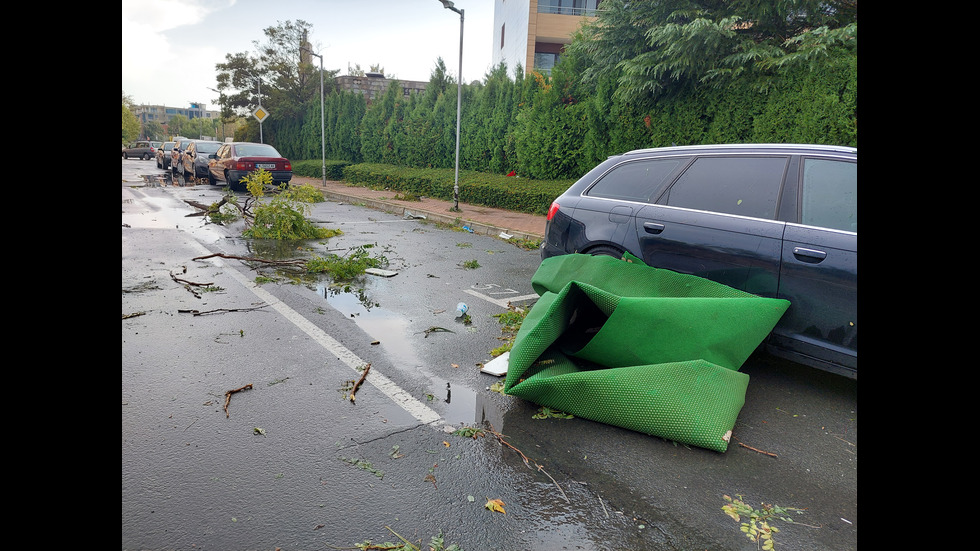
[122, 0, 495, 108]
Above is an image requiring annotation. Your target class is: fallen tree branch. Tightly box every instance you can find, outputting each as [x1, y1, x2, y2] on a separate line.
[487, 423, 569, 502]
[349, 363, 371, 403]
[733, 436, 778, 458]
[224, 383, 253, 418]
[184, 197, 252, 222]
[192, 252, 307, 268]
[178, 304, 269, 316]
[170, 270, 214, 287]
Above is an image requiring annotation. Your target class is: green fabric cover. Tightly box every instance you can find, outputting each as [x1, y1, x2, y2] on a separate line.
[504, 254, 790, 452]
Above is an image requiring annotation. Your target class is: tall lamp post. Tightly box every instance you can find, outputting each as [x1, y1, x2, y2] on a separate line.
[438, 0, 463, 212]
[301, 46, 326, 188]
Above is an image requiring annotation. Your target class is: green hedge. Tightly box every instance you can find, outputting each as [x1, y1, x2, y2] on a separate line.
[292, 159, 351, 180]
[341, 163, 573, 216]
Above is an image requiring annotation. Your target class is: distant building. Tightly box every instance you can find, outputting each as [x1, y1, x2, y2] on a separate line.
[335, 72, 428, 103]
[132, 103, 219, 127]
[492, 0, 601, 76]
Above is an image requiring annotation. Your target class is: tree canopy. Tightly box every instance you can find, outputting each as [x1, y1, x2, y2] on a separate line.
[564, 0, 857, 107]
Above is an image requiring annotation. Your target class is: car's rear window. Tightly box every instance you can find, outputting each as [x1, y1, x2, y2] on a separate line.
[661, 156, 788, 220]
[196, 143, 221, 154]
[586, 158, 683, 202]
[236, 144, 281, 157]
[800, 158, 857, 232]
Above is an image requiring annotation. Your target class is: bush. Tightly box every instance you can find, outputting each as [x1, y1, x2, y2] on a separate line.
[340, 163, 573, 216]
[292, 159, 352, 180]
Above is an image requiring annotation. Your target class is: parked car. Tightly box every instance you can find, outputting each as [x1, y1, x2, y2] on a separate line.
[180, 140, 222, 180]
[541, 143, 857, 379]
[170, 138, 192, 175]
[156, 141, 176, 170]
[207, 142, 293, 189]
[122, 140, 162, 160]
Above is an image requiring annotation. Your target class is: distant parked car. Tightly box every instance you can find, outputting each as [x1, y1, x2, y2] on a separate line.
[122, 140, 162, 160]
[170, 138, 192, 175]
[540, 143, 857, 379]
[207, 142, 293, 189]
[156, 141, 176, 170]
[181, 140, 222, 180]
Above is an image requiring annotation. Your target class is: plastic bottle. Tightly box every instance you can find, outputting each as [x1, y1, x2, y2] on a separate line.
[455, 302, 468, 317]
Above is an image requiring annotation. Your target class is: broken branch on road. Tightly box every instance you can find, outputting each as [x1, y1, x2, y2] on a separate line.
[178, 304, 269, 316]
[224, 383, 253, 418]
[192, 252, 307, 270]
[348, 363, 371, 403]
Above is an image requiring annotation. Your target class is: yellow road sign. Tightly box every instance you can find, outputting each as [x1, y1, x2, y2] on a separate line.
[253, 106, 270, 122]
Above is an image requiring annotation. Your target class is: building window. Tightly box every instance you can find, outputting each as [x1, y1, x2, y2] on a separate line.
[500, 23, 505, 49]
[539, 0, 599, 16]
[533, 52, 560, 74]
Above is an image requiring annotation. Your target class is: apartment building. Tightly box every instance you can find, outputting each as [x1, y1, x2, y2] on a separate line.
[492, 0, 601, 76]
[132, 103, 219, 127]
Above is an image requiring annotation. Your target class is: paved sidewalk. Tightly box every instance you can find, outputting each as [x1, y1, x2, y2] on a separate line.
[292, 175, 548, 241]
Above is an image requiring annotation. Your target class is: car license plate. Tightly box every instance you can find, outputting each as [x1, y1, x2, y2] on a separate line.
[256, 163, 276, 169]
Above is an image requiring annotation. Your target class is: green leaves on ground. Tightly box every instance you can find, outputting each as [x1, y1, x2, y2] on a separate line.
[307, 244, 389, 280]
[722, 494, 804, 550]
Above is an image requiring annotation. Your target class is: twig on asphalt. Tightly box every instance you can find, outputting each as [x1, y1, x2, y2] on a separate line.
[178, 304, 269, 316]
[348, 363, 371, 403]
[224, 383, 253, 418]
[487, 423, 569, 503]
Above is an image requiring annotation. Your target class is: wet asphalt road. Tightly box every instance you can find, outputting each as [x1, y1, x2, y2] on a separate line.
[122, 159, 857, 551]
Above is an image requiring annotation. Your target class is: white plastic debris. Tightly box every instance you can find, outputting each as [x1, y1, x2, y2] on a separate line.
[480, 351, 509, 376]
[365, 268, 398, 277]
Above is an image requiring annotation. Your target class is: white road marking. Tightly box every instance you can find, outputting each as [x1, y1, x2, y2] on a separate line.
[188, 239, 446, 429]
[463, 289, 539, 308]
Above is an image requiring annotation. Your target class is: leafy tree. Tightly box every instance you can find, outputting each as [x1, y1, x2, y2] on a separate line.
[166, 114, 190, 138]
[214, 20, 339, 150]
[143, 120, 165, 141]
[122, 103, 140, 144]
[568, 0, 857, 108]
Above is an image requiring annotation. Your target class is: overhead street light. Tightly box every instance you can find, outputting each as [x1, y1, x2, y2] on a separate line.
[438, 0, 464, 212]
[301, 46, 327, 188]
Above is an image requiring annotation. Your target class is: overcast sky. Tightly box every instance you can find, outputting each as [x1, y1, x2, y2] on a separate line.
[122, 0, 495, 108]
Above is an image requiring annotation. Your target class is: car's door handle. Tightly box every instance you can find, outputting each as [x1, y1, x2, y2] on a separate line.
[793, 247, 827, 262]
[642, 222, 665, 234]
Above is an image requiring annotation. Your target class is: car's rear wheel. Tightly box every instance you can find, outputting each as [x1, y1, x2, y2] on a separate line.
[585, 244, 626, 259]
[142, 153, 151, 160]
[123, 153, 129, 160]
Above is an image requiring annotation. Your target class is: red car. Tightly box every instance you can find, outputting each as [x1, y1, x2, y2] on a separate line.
[206, 142, 293, 189]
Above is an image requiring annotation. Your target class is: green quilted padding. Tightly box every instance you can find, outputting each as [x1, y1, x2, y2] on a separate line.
[504, 254, 790, 452]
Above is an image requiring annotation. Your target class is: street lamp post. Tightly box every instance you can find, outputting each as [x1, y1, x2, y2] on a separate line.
[438, 0, 464, 212]
[301, 46, 327, 188]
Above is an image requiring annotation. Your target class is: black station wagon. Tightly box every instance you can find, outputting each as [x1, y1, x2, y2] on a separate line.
[541, 143, 857, 379]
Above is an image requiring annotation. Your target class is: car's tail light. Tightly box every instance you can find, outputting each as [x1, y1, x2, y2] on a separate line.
[284, 161, 291, 170]
[546, 201, 560, 221]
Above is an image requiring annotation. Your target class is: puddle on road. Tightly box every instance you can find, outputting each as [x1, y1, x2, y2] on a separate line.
[316, 283, 488, 426]
[140, 171, 211, 188]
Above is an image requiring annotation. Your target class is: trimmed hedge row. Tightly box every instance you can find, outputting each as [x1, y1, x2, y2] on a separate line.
[292, 159, 352, 180]
[340, 163, 574, 216]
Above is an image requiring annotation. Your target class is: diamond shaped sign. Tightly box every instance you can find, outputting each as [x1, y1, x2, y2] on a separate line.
[253, 106, 270, 122]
